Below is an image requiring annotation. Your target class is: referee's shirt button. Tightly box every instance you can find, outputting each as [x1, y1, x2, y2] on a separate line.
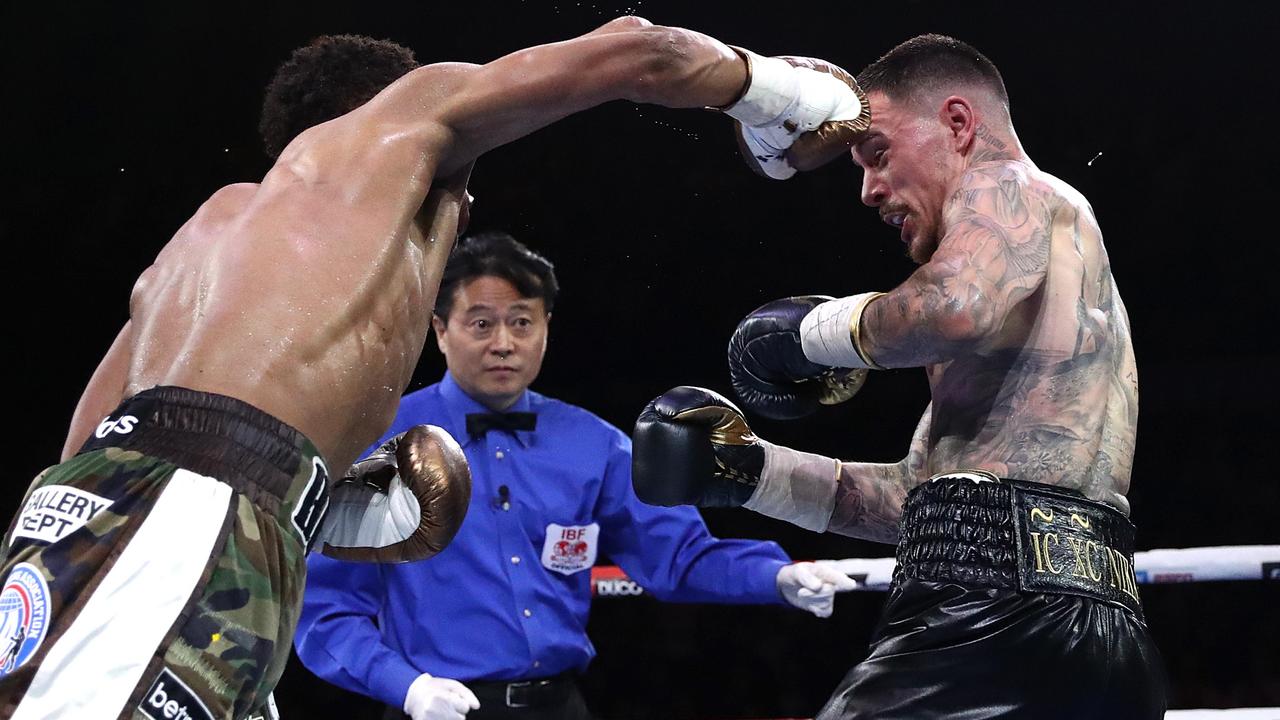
[523, 609, 532, 618]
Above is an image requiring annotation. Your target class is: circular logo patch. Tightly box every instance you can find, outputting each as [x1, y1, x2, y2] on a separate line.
[0, 563, 51, 676]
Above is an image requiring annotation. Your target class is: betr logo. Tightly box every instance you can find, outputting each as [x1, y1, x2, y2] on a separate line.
[94, 414, 138, 439]
[139, 669, 214, 720]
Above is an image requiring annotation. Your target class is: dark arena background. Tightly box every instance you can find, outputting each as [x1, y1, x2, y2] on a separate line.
[3, 1, 1277, 717]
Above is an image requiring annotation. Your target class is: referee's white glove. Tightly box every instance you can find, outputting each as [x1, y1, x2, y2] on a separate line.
[776, 561, 858, 618]
[404, 673, 480, 720]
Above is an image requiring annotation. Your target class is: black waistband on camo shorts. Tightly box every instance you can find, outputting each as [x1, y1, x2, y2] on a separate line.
[78, 385, 326, 519]
[895, 472, 1143, 617]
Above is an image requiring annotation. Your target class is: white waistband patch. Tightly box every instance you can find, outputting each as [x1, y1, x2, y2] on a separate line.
[13, 485, 113, 545]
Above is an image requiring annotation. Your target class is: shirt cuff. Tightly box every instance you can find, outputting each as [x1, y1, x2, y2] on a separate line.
[368, 655, 427, 710]
[750, 557, 791, 606]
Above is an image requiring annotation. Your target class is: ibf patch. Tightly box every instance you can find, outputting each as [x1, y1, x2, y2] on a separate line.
[13, 485, 112, 545]
[0, 563, 51, 677]
[291, 457, 330, 551]
[541, 523, 599, 575]
[139, 668, 215, 720]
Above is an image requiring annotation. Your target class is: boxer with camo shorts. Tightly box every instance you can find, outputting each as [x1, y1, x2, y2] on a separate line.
[0, 18, 867, 720]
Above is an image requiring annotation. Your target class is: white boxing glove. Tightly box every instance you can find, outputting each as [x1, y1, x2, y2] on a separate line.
[724, 49, 872, 179]
[776, 561, 859, 618]
[404, 673, 481, 720]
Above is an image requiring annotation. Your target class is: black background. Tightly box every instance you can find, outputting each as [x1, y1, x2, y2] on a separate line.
[3, 1, 1278, 717]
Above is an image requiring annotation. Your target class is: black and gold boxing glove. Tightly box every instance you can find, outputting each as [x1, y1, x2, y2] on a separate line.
[728, 296, 868, 420]
[632, 386, 765, 508]
[634, 386, 843, 533]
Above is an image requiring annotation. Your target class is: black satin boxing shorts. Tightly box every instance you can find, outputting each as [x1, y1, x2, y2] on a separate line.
[817, 473, 1167, 720]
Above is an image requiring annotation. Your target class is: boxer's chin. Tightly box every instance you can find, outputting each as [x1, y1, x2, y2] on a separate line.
[907, 228, 941, 264]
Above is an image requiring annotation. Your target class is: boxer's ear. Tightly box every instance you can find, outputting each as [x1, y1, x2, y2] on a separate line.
[940, 95, 976, 150]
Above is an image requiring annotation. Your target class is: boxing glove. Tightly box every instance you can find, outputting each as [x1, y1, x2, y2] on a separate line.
[315, 425, 471, 563]
[723, 50, 872, 179]
[633, 386, 842, 532]
[728, 296, 868, 420]
[632, 386, 765, 508]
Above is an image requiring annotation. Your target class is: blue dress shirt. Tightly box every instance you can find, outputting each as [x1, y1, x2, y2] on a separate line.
[294, 372, 790, 708]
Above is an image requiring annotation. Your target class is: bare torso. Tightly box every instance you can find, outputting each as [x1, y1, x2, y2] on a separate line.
[121, 131, 463, 474]
[830, 159, 1138, 542]
[923, 163, 1138, 512]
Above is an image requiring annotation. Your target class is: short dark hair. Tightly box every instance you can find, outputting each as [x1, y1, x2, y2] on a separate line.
[259, 34, 419, 159]
[435, 232, 559, 321]
[857, 34, 1009, 112]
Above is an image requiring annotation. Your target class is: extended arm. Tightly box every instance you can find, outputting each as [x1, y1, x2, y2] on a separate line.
[267, 17, 746, 242]
[294, 556, 420, 708]
[633, 387, 933, 545]
[427, 16, 746, 172]
[62, 322, 133, 461]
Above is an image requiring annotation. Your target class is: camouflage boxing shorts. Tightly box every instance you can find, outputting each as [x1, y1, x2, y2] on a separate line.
[0, 387, 330, 720]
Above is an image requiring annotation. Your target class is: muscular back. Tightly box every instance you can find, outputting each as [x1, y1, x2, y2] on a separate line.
[922, 162, 1138, 512]
[123, 129, 463, 474]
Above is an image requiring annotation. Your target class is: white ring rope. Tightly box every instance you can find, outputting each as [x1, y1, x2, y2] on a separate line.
[815, 545, 1280, 591]
[1164, 711, 1280, 719]
[590, 545, 1279, 595]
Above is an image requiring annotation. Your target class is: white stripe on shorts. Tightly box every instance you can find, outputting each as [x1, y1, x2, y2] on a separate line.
[13, 468, 233, 720]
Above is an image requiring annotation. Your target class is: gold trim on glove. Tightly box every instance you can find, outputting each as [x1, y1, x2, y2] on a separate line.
[817, 368, 869, 405]
[846, 80, 872, 135]
[671, 406, 758, 446]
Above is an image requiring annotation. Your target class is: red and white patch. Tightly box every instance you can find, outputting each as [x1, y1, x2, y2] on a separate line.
[541, 523, 599, 575]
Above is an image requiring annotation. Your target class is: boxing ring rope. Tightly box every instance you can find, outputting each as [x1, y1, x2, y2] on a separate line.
[589, 545, 1280, 594]
[589, 546, 1279, 719]
[1164, 711, 1280, 719]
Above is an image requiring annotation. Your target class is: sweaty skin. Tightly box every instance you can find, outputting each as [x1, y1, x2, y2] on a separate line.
[825, 90, 1137, 543]
[61, 17, 749, 475]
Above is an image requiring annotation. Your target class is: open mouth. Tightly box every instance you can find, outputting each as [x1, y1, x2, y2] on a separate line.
[882, 210, 910, 245]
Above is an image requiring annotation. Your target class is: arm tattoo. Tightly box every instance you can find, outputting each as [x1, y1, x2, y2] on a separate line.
[862, 163, 1052, 368]
[827, 405, 932, 544]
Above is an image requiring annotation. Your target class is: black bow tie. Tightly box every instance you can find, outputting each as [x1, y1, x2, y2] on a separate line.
[466, 412, 537, 438]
